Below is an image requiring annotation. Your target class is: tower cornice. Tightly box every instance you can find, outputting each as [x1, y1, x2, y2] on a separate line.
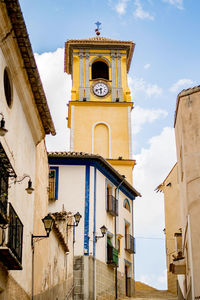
[65, 37, 135, 74]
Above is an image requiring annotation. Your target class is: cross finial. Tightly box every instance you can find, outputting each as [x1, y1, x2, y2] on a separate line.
[95, 21, 101, 36]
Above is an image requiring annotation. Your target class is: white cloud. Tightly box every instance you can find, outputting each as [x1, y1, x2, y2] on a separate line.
[115, 0, 129, 15]
[132, 106, 168, 134]
[138, 270, 167, 289]
[128, 76, 163, 98]
[169, 78, 194, 93]
[134, 0, 154, 20]
[163, 0, 184, 10]
[34, 48, 72, 151]
[146, 84, 162, 97]
[144, 63, 151, 69]
[134, 127, 176, 236]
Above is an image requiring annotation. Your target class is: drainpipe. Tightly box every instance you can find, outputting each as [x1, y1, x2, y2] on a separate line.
[93, 168, 97, 300]
[188, 215, 195, 300]
[32, 245, 34, 300]
[115, 175, 125, 300]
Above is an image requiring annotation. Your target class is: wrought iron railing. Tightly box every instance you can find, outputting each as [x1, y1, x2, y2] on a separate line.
[107, 195, 118, 216]
[125, 234, 135, 254]
[7, 203, 23, 263]
[107, 243, 118, 266]
[0, 172, 8, 223]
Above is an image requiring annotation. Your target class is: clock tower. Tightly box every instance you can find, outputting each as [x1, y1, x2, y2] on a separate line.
[65, 36, 135, 184]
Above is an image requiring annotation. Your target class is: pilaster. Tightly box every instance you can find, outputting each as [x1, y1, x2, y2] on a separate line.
[111, 50, 117, 101]
[85, 50, 90, 101]
[79, 49, 84, 101]
[117, 51, 123, 101]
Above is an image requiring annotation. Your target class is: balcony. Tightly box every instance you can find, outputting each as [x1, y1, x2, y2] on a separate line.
[107, 195, 118, 217]
[107, 242, 118, 267]
[170, 257, 186, 275]
[0, 203, 23, 270]
[0, 195, 8, 224]
[125, 234, 135, 254]
[0, 172, 8, 225]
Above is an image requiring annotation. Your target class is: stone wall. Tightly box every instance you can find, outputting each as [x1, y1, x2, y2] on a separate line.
[34, 277, 73, 300]
[74, 256, 84, 300]
[0, 272, 30, 300]
[73, 255, 134, 300]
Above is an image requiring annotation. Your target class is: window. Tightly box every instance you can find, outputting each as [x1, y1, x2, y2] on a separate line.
[4, 68, 13, 108]
[125, 221, 135, 254]
[92, 61, 109, 80]
[49, 167, 59, 200]
[107, 235, 118, 266]
[106, 183, 118, 216]
[123, 198, 131, 212]
[117, 237, 121, 256]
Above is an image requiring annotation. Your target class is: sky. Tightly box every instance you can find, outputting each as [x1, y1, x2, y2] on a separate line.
[19, 0, 200, 290]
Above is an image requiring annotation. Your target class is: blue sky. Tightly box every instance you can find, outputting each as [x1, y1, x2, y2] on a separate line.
[19, 0, 199, 289]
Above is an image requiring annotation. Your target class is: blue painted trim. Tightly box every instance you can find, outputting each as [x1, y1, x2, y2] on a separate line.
[123, 198, 131, 212]
[124, 259, 131, 266]
[50, 166, 59, 200]
[48, 157, 135, 200]
[93, 168, 97, 257]
[132, 199, 134, 279]
[84, 165, 90, 255]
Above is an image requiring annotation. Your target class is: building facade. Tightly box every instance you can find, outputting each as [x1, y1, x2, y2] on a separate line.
[0, 1, 73, 299]
[48, 152, 140, 300]
[65, 37, 136, 184]
[157, 164, 182, 294]
[159, 86, 200, 300]
[48, 34, 140, 300]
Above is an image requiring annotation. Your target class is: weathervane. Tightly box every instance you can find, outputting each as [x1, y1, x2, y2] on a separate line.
[95, 21, 101, 36]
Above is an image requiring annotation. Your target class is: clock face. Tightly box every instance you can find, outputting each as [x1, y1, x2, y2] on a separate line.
[93, 82, 109, 97]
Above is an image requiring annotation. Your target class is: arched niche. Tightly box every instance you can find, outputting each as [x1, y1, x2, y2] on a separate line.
[92, 122, 111, 158]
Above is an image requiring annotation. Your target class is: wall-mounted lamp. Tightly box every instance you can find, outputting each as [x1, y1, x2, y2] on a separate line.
[95, 225, 107, 242]
[67, 211, 82, 228]
[31, 214, 54, 247]
[0, 113, 8, 137]
[14, 174, 34, 194]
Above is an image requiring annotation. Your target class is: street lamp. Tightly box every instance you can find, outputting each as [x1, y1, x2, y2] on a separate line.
[14, 174, 34, 194]
[67, 211, 82, 228]
[95, 225, 107, 242]
[31, 214, 54, 246]
[0, 113, 8, 137]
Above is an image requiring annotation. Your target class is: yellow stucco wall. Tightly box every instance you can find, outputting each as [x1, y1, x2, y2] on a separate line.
[69, 102, 132, 159]
[70, 49, 131, 102]
[66, 41, 135, 186]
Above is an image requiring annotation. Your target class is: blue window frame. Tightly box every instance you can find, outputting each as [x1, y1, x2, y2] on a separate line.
[123, 198, 131, 212]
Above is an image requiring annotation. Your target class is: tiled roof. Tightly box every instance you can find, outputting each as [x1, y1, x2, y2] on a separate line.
[69, 36, 132, 43]
[48, 151, 141, 198]
[3, 0, 56, 136]
[48, 151, 100, 158]
[174, 85, 200, 127]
